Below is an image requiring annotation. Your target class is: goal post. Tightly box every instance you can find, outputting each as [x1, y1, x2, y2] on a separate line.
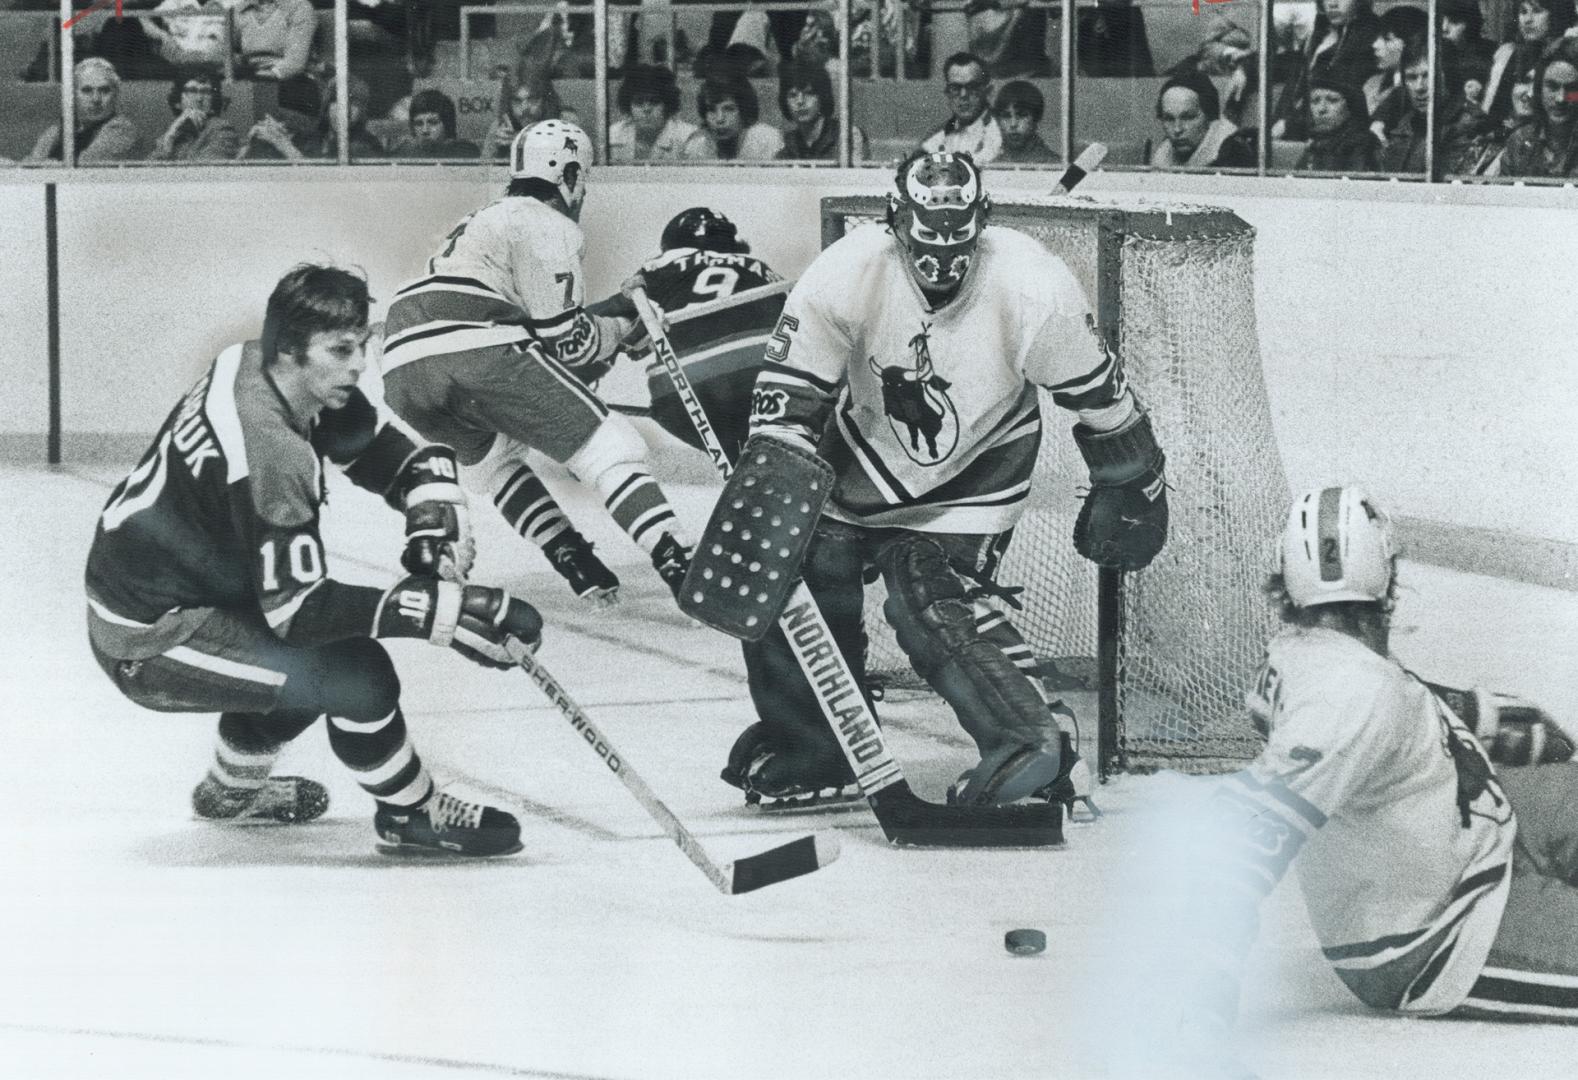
[819, 196, 1290, 777]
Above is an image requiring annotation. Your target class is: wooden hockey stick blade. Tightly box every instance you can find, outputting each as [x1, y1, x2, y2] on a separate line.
[1051, 142, 1108, 196]
[869, 781, 1064, 848]
[727, 832, 842, 894]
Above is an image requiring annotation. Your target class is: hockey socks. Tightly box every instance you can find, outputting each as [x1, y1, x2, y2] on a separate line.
[596, 463, 689, 555]
[327, 707, 434, 810]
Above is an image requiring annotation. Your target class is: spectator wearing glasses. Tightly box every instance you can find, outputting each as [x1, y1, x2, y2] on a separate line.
[1498, 35, 1578, 176]
[26, 58, 145, 163]
[921, 52, 1003, 164]
[776, 58, 869, 162]
[1149, 71, 1256, 169]
[149, 69, 240, 161]
[394, 89, 482, 160]
[685, 73, 785, 161]
[994, 80, 1058, 164]
[609, 64, 700, 163]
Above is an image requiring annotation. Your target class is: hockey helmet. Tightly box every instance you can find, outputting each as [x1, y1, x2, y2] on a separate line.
[1280, 486, 1398, 608]
[510, 119, 590, 216]
[661, 207, 749, 254]
[887, 150, 991, 290]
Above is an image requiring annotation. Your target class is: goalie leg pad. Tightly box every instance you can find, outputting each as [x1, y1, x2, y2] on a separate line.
[680, 434, 836, 640]
[877, 534, 1062, 757]
[735, 521, 874, 793]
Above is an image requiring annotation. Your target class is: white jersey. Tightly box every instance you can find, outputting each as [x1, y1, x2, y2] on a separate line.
[382, 196, 622, 374]
[1214, 626, 1515, 1014]
[750, 223, 1125, 534]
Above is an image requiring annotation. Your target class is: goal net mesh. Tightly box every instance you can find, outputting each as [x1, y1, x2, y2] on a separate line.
[821, 197, 1288, 773]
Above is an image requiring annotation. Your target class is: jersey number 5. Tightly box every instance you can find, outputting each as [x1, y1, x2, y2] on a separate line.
[765, 314, 799, 364]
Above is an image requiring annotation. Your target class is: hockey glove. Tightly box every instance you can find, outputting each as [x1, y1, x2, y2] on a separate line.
[1072, 409, 1169, 572]
[1430, 683, 1576, 766]
[374, 577, 543, 671]
[391, 445, 474, 581]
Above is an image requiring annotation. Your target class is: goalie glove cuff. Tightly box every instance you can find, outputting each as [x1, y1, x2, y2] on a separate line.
[1073, 408, 1165, 490]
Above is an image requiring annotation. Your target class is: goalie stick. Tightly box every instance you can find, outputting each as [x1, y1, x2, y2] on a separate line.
[1051, 142, 1108, 196]
[631, 288, 1063, 848]
[502, 639, 841, 893]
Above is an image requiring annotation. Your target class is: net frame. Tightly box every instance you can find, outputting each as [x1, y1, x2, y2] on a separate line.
[819, 195, 1290, 776]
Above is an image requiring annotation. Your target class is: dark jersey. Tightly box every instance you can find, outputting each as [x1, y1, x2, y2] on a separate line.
[86, 341, 415, 656]
[639, 247, 782, 313]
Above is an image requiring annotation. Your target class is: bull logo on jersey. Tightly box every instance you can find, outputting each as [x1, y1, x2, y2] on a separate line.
[868, 323, 959, 464]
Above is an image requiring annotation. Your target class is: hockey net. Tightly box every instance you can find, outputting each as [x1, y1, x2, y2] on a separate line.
[820, 197, 1289, 775]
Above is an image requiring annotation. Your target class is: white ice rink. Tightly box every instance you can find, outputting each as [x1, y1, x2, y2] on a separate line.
[4, 459, 1576, 1080]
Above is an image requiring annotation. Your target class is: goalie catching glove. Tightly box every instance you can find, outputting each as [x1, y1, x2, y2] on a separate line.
[1072, 408, 1169, 572]
[389, 445, 475, 581]
[374, 576, 543, 670]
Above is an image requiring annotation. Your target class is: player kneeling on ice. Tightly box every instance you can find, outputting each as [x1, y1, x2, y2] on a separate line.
[692, 150, 1169, 810]
[1177, 486, 1578, 1051]
[85, 265, 542, 857]
[381, 120, 694, 609]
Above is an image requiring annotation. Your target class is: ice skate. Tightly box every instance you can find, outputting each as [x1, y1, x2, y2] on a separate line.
[649, 533, 692, 603]
[544, 529, 620, 607]
[191, 774, 329, 825]
[721, 722, 863, 812]
[374, 788, 523, 857]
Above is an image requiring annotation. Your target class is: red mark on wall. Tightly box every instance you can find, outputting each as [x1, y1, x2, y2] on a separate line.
[62, 0, 122, 30]
[1192, 0, 1235, 13]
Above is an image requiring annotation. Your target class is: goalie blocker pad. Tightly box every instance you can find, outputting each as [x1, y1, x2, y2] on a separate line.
[680, 434, 835, 641]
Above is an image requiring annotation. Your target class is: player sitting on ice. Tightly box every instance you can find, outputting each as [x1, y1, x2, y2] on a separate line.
[85, 265, 541, 857]
[626, 206, 787, 464]
[380, 119, 693, 608]
[695, 150, 1170, 810]
[1178, 486, 1578, 1055]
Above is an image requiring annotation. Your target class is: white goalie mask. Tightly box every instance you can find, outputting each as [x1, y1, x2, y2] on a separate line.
[510, 119, 590, 217]
[1280, 486, 1398, 608]
[886, 151, 991, 291]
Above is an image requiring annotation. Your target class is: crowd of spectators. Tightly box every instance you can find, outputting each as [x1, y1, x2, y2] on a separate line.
[4, 1, 1578, 180]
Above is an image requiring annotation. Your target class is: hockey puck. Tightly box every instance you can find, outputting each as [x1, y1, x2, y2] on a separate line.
[1004, 928, 1046, 956]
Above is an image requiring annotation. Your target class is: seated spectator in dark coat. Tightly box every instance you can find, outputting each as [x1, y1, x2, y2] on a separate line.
[775, 59, 869, 162]
[238, 74, 384, 160]
[1498, 36, 1578, 176]
[148, 69, 240, 162]
[1448, 41, 1542, 173]
[994, 81, 1059, 164]
[1295, 76, 1379, 170]
[1274, 0, 1385, 140]
[26, 58, 145, 163]
[1483, 0, 1574, 113]
[1440, 0, 1498, 80]
[1365, 5, 1429, 115]
[393, 89, 481, 159]
[1375, 35, 1436, 172]
[1149, 71, 1257, 169]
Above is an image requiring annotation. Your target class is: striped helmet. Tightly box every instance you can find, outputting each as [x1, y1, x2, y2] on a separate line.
[510, 119, 590, 215]
[1280, 486, 1398, 607]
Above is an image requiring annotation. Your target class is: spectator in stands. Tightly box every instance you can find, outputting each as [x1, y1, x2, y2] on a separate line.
[994, 80, 1058, 164]
[393, 89, 481, 159]
[921, 52, 1003, 164]
[1498, 35, 1578, 175]
[148, 69, 240, 162]
[145, 0, 231, 74]
[609, 63, 699, 163]
[234, 0, 317, 82]
[1452, 41, 1542, 172]
[1441, 0, 1499, 78]
[685, 73, 785, 161]
[1484, 0, 1575, 112]
[26, 57, 145, 163]
[1365, 5, 1430, 114]
[775, 58, 869, 162]
[25, 7, 175, 83]
[793, 10, 840, 79]
[1375, 35, 1438, 172]
[481, 74, 576, 162]
[966, 0, 1053, 79]
[1169, 15, 1260, 127]
[1149, 71, 1256, 169]
[239, 73, 382, 160]
[1273, 0, 1385, 140]
[1295, 76, 1379, 171]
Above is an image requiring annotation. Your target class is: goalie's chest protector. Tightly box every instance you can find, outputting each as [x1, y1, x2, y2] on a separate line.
[808, 226, 1073, 533]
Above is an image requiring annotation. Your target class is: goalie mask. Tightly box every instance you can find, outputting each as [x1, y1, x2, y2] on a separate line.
[1280, 486, 1398, 608]
[887, 151, 991, 290]
[510, 119, 590, 217]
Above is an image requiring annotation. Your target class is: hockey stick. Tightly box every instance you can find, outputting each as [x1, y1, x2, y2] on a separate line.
[1051, 142, 1108, 196]
[631, 288, 1063, 847]
[502, 639, 841, 893]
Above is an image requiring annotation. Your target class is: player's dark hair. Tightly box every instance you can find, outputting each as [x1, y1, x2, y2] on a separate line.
[262, 264, 370, 366]
[505, 177, 562, 202]
[1263, 571, 1397, 627]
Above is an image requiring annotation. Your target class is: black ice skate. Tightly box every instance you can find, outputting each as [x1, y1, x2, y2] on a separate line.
[649, 533, 692, 603]
[721, 722, 863, 812]
[191, 774, 329, 825]
[544, 529, 620, 606]
[374, 788, 523, 857]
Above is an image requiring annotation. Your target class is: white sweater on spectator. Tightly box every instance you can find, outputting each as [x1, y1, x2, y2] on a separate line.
[921, 111, 1003, 164]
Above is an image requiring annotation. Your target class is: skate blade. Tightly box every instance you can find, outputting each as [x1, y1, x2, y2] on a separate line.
[578, 586, 620, 609]
[375, 837, 525, 858]
[743, 784, 867, 815]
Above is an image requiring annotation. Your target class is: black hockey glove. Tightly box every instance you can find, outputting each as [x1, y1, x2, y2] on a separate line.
[391, 445, 474, 581]
[1072, 409, 1169, 572]
[374, 577, 543, 670]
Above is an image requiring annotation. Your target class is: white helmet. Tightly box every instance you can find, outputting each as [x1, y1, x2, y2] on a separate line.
[1280, 486, 1397, 608]
[510, 119, 590, 214]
